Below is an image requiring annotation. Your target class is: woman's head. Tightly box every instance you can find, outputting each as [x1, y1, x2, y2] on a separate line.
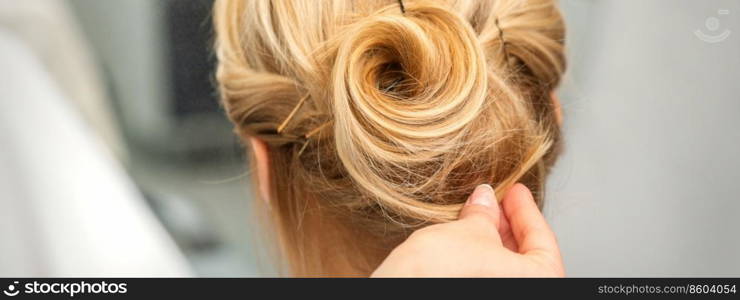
[214, 0, 566, 275]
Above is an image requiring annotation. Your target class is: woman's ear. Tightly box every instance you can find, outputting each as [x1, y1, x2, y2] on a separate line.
[248, 137, 271, 205]
[551, 91, 563, 126]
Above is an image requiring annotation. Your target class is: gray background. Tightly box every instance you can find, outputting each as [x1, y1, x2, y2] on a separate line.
[550, 0, 740, 276]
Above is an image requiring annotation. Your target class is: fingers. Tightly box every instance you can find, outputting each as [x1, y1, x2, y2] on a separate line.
[497, 209, 518, 252]
[501, 183, 560, 259]
[458, 184, 502, 238]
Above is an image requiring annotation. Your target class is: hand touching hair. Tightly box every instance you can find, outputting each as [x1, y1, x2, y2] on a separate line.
[214, 0, 566, 276]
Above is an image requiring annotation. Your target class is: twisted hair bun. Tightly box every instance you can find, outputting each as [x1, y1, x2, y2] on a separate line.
[214, 0, 566, 275]
[332, 3, 490, 221]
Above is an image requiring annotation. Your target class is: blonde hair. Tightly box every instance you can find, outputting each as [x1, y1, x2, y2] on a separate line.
[214, 0, 566, 276]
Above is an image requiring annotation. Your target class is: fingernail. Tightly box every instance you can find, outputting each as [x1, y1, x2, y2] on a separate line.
[467, 184, 495, 208]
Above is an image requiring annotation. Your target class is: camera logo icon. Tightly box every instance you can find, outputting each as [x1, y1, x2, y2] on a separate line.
[3, 281, 19, 297]
[695, 9, 731, 43]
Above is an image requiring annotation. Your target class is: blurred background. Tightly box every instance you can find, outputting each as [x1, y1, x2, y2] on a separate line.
[0, 0, 738, 277]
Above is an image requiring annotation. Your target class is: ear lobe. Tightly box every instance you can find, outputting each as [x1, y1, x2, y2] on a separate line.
[249, 137, 272, 205]
[550, 91, 563, 126]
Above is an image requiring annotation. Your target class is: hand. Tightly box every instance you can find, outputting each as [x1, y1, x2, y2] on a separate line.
[371, 183, 564, 277]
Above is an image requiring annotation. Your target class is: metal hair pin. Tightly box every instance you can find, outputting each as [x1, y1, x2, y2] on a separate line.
[276, 93, 332, 156]
[494, 17, 511, 67]
[296, 121, 333, 156]
[397, 0, 406, 14]
[276, 93, 310, 134]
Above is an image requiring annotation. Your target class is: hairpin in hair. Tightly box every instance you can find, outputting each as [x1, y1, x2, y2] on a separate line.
[275, 93, 333, 156]
[494, 17, 511, 67]
[397, 0, 406, 14]
[296, 121, 333, 156]
[276, 93, 310, 134]
[305, 120, 333, 139]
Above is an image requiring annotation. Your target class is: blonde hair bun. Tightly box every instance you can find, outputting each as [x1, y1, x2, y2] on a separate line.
[214, 0, 566, 275]
[332, 3, 490, 222]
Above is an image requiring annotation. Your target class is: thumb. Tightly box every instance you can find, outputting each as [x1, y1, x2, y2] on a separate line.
[458, 184, 502, 232]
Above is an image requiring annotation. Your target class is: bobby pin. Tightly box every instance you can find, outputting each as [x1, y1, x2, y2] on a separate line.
[276, 94, 310, 134]
[494, 17, 511, 67]
[297, 121, 333, 156]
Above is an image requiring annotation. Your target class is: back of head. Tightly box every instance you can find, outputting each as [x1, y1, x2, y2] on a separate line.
[214, 0, 566, 275]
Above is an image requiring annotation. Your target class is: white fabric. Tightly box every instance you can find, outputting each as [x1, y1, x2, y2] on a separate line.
[0, 0, 126, 159]
[0, 30, 191, 277]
